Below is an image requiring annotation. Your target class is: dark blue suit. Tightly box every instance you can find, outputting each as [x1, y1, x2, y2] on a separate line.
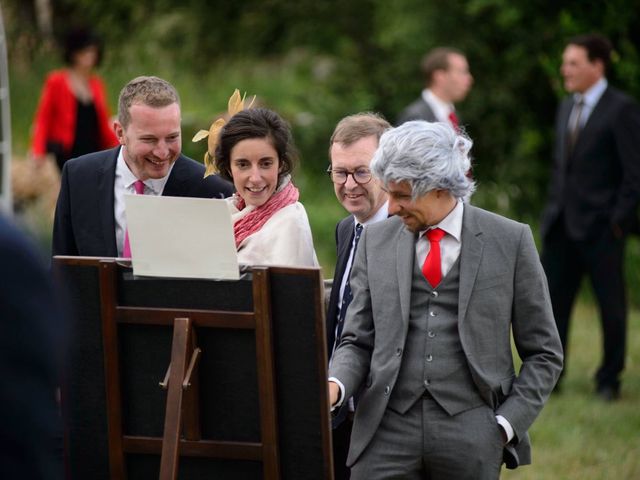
[0, 214, 65, 480]
[326, 215, 357, 480]
[52, 147, 234, 257]
[327, 216, 357, 356]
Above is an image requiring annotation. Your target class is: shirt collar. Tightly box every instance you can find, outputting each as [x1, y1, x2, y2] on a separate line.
[419, 200, 463, 242]
[575, 77, 608, 108]
[422, 89, 455, 121]
[116, 147, 173, 195]
[354, 200, 389, 228]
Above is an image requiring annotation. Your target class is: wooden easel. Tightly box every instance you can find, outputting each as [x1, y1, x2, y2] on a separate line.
[97, 260, 280, 479]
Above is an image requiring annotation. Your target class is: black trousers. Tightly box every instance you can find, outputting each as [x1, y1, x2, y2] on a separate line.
[332, 415, 352, 480]
[541, 217, 627, 390]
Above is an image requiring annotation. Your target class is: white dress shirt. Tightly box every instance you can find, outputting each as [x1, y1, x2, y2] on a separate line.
[422, 89, 457, 125]
[113, 148, 173, 257]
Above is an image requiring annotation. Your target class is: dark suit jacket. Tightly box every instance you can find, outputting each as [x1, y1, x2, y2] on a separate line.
[52, 147, 234, 257]
[396, 96, 437, 125]
[0, 215, 64, 480]
[541, 85, 640, 240]
[326, 215, 356, 357]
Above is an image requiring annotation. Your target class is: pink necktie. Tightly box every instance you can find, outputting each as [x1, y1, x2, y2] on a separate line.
[422, 228, 446, 287]
[122, 180, 145, 258]
[448, 111, 459, 131]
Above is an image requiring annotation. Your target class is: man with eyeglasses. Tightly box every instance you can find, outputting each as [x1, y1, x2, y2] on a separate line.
[326, 112, 390, 480]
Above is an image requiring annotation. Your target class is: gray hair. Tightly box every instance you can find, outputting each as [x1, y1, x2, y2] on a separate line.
[370, 121, 475, 200]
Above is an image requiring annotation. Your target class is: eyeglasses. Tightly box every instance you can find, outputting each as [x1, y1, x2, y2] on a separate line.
[326, 167, 373, 185]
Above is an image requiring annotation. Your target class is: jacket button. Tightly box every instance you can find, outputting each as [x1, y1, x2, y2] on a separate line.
[424, 379, 430, 387]
[396, 347, 403, 356]
[384, 385, 390, 395]
[426, 354, 433, 362]
[429, 311, 437, 317]
[428, 331, 436, 338]
[431, 291, 438, 298]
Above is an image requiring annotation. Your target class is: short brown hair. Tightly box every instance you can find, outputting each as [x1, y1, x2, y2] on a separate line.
[567, 33, 613, 73]
[214, 108, 297, 184]
[329, 112, 390, 157]
[117, 76, 180, 128]
[420, 47, 464, 87]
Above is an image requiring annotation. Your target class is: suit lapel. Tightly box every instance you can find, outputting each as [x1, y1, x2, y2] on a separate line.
[334, 219, 355, 287]
[97, 149, 118, 256]
[458, 206, 484, 325]
[396, 225, 415, 328]
[163, 155, 185, 196]
[572, 87, 611, 155]
[558, 99, 573, 168]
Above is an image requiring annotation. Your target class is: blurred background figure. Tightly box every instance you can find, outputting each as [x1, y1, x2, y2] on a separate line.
[29, 27, 118, 171]
[0, 213, 65, 480]
[540, 33, 640, 401]
[396, 47, 473, 130]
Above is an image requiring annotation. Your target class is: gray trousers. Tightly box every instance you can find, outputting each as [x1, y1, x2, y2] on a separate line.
[351, 396, 504, 480]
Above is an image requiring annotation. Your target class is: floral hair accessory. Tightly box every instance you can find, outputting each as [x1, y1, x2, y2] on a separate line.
[192, 89, 256, 177]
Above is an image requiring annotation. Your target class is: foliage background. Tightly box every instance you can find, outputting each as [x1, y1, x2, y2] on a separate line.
[5, 0, 640, 284]
[3, 1, 640, 478]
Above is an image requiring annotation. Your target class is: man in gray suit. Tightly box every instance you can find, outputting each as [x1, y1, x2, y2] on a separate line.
[396, 47, 473, 129]
[328, 121, 562, 479]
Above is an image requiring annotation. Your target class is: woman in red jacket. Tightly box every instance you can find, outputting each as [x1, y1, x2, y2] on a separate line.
[30, 28, 118, 171]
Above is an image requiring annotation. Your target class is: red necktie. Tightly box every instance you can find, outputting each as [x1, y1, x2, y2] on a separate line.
[422, 228, 446, 287]
[448, 111, 459, 131]
[122, 180, 145, 258]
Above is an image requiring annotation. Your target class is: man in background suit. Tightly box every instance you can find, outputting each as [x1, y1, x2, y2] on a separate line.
[52, 75, 233, 257]
[540, 34, 640, 401]
[329, 121, 562, 479]
[0, 214, 65, 480]
[326, 112, 390, 479]
[396, 47, 473, 129]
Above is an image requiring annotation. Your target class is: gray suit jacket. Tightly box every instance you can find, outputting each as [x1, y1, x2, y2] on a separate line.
[329, 205, 563, 468]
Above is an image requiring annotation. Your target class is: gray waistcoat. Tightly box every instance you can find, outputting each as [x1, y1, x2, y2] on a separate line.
[387, 255, 484, 415]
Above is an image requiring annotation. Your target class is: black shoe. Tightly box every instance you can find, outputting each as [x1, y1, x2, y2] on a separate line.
[596, 385, 620, 402]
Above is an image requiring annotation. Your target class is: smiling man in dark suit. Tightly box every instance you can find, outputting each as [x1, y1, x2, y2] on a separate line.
[52, 75, 233, 257]
[329, 121, 562, 479]
[540, 34, 640, 401]
[326, 112, 390, 479]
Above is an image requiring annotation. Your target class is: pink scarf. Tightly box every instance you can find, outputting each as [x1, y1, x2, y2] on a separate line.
[233, 180, 299, 248]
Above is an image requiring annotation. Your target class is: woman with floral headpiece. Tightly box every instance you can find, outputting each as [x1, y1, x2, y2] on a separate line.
[196, 102, 318, 267]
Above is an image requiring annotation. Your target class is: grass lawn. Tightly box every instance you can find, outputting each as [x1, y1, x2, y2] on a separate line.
[502, 301, 640, 479]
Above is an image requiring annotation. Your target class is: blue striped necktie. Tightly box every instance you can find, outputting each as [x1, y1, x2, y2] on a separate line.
[334, 223, 363, 351]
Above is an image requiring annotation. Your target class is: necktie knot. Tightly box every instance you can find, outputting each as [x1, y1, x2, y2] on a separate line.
[448, 111, 459, 131]
[133, 180, 145, 195]
[426, 227, 446, 243]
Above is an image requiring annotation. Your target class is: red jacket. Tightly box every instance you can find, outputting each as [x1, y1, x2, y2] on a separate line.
[30, 69, 119, 157]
